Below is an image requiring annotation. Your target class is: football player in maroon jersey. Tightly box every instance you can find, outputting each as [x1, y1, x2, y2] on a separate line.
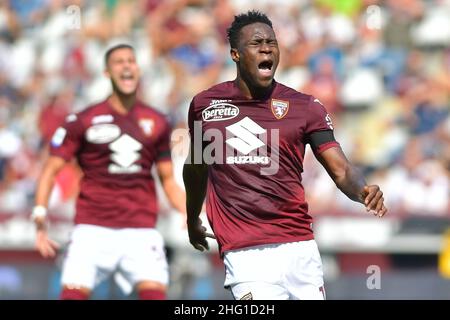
[32, 44, 185, 300]
[184, 11, 387, 300]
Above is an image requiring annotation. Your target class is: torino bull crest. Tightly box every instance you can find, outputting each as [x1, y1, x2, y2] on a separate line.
[270, 99, 289, 119]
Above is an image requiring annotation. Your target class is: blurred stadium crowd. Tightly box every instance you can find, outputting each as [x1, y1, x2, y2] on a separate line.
[0, 0, 449, 298]
[1, 0, 449, 218]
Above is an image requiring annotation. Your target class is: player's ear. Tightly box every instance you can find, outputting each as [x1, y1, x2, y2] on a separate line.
[230, 48, 239, 62]
[104, 67, 111, 79]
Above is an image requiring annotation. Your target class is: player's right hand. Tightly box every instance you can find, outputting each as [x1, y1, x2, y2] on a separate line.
[35, 229, 60, 258]
[187, 217, 215, 252]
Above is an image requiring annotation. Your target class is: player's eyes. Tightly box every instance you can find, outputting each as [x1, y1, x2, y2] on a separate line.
[249, 39, 277, 46]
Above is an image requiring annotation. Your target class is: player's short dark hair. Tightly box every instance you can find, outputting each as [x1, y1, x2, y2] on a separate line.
[226, 10, 273, 49]
[104, 44, 135, 67]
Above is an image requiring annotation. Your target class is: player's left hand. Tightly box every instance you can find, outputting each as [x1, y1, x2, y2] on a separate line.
[362, 185, 387, 218]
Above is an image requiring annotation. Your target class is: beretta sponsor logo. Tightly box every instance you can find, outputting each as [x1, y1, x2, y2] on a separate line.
[86, 124, 121, 144]
[202, 103, 239, 122]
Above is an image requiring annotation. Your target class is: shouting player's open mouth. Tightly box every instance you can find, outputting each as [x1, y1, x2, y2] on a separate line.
[120, 71, 135, 87]
[257, 59, 274, 79]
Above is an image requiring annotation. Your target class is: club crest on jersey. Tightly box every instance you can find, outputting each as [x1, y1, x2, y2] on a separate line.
[66, 114, 77, 123]
[270, 99, 289, 119]
[139, 119, 154, 136]
[202, 103, 239, 122]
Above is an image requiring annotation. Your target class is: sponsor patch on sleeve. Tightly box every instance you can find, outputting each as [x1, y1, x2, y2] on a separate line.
[51, 127, 67, 147]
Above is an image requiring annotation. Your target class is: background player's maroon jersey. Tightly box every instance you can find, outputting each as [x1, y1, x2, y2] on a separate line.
[189, 81, 339, 254]
[50, 99, 171, 228]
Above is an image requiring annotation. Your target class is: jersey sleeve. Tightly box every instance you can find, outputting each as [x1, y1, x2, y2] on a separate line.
[305, 96, 340, 154]
[49, 114, 84, 161]
[187, 96, 206, 164]
[188, 97, 200, 137]
[155, 117, 172, 162]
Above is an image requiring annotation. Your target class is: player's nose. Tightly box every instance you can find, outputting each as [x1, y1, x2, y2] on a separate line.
[259, 43, 272, 53]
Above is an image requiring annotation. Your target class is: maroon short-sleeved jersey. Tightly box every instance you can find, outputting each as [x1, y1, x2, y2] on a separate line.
[50, 99, 171, 228]
[188, 81, 339, 254]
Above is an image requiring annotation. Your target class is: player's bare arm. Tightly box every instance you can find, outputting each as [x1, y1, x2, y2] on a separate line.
[33, 155, 66, 258]
[315, 146, 387, 218]
[182, 144, 214, 251]
[156, 160, 186, 214]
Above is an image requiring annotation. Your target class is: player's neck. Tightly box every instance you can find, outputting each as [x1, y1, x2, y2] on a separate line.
[108, 92, 136, 114]
[234, 77, 274, 100]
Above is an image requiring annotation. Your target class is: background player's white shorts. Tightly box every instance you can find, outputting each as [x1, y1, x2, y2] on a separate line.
[60, 224, 169, 295]
[223, 240, 325, 300]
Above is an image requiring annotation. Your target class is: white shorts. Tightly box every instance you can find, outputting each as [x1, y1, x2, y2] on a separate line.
[60, 224, 169, 295]
[223, 240, 325, 300]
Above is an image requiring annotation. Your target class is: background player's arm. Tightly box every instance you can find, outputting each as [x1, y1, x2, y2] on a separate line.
[182, 142, 212, 251]
[33, 155, 66, 257]
[156, 160, 186, 214]
[314, 146, 387, 217]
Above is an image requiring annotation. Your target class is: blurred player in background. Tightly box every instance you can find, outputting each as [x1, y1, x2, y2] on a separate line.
[184, 11, 387, 300]
[32, 44, 185, 300]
